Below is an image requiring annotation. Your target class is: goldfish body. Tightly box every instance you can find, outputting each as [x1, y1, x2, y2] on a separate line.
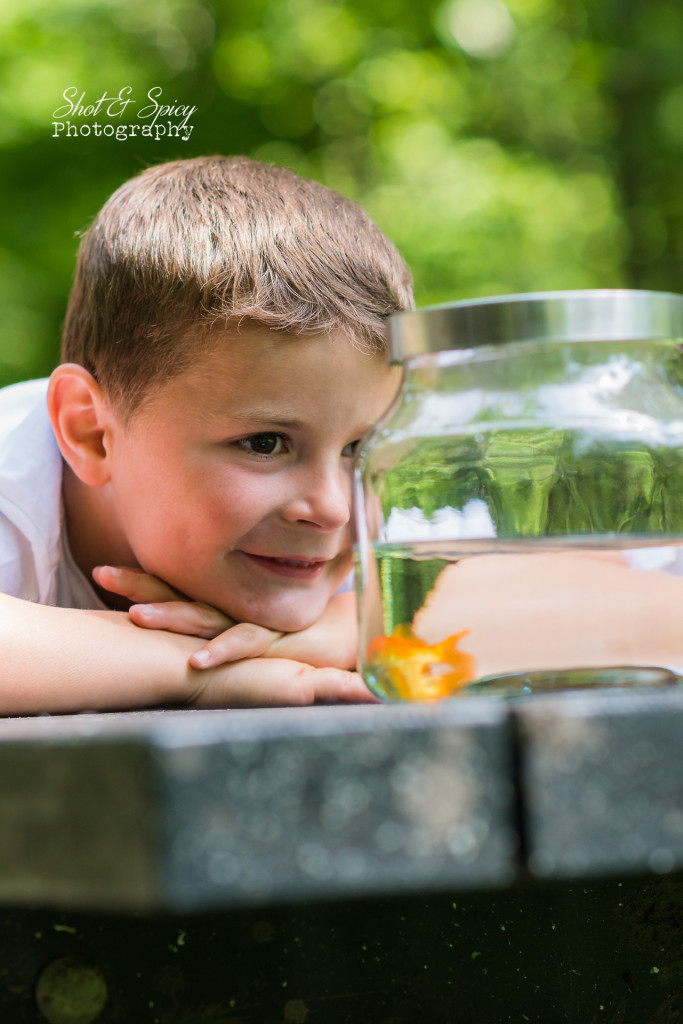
[365, 624, 477, 702]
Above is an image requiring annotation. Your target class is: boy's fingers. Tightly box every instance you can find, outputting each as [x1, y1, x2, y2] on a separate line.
[93, 565, 182, 604]
[129, 600, 233, 638]
[311, 669, 378, 705]
[189, 622, 282, 668]
[189, 659, 378, 708]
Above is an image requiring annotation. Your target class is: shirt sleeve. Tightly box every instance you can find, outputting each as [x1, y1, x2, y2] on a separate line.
[0, 515, 41, 601]
[334, 570, 355, 594]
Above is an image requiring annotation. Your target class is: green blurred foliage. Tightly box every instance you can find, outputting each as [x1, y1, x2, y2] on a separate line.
[1, 0, 683, 385]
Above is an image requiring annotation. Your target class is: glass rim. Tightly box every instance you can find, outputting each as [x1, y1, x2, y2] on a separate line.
[388, 289, 683, 363]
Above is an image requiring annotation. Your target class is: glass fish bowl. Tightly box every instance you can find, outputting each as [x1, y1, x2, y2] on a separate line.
[353, 290, 683, 701]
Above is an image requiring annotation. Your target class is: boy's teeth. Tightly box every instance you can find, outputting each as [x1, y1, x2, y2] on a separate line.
[273, 557, 318, 567]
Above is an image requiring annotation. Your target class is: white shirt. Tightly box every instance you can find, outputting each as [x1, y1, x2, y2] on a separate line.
[0, 379, 105, 610]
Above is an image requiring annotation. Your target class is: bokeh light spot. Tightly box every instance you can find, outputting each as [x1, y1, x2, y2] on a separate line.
[439, 0, 515, 59]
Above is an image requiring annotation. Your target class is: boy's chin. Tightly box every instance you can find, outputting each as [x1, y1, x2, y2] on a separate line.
[257, 607, 321, 633]
[230, 598, 325, 634]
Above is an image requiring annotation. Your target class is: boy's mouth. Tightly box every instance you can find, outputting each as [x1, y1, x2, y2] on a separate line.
[241, 552, 329, 580]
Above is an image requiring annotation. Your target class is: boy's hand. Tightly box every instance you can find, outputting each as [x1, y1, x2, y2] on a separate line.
[187, 657, 376, 708]
[93, 565, 280, 665]
[93, 565, 233, 634]
[92, 566, 358, 670]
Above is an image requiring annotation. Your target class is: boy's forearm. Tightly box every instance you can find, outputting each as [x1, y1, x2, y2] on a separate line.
[0, 593, 372, 714]
[0, 593, 203, 714]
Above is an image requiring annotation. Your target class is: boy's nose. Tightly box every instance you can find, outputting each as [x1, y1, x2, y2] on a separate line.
[282, 464, 351, 531]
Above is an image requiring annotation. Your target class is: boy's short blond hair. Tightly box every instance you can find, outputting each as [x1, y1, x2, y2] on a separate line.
[61, 155, 414, 415]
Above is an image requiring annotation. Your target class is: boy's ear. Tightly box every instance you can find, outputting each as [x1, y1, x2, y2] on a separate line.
[47, 364, 114, 487]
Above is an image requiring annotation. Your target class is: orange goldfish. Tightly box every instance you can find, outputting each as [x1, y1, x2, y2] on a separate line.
[365, 624, 476, 702]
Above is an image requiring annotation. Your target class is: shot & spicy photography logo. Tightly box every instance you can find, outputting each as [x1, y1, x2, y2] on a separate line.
[52, 86, 196, 142]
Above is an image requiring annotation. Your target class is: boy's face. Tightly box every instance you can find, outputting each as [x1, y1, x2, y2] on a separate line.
[103, 328, 401, 631]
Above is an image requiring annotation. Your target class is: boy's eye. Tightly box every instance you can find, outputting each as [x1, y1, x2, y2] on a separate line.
[239, 433, 287, 456]
[342, 439, 361, 457]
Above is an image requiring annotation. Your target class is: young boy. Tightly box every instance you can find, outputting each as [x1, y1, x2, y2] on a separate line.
[0, 156, 413, 714]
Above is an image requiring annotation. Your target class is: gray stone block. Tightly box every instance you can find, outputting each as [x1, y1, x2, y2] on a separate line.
[516, 689, 683, 879]
[155, 703, 517, 909]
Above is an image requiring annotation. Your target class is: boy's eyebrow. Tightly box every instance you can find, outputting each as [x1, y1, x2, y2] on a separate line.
[227, 408, 308, 430]
[226, 408, 376, 436]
